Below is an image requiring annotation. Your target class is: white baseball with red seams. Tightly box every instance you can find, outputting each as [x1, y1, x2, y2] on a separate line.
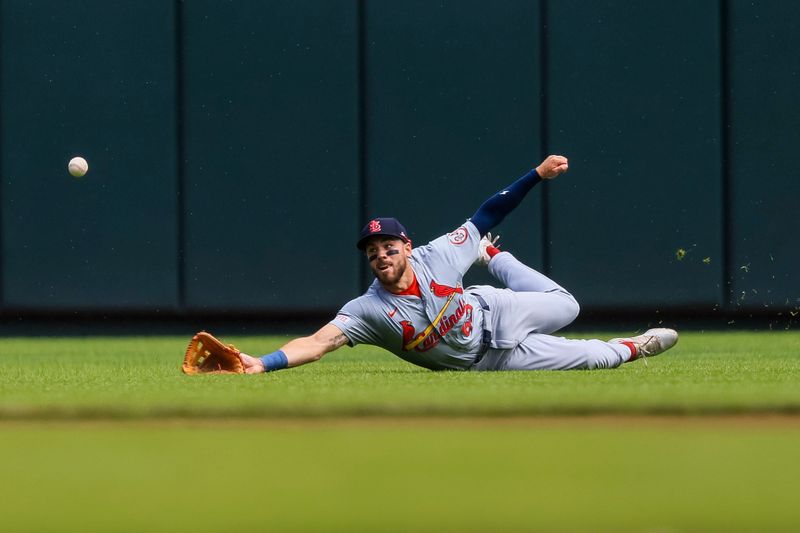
[68, 156, 88, 177]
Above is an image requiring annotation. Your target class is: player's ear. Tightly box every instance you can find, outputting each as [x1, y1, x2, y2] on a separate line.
[404, 240, 413, 256]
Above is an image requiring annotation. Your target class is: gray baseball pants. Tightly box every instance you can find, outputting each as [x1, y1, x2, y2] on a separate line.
[469, 252, 631, 371]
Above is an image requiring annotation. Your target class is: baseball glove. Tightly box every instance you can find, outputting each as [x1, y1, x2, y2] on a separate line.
[182, 331, 245, 375]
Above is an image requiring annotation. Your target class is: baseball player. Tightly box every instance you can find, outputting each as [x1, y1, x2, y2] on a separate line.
[239, 154, 678, 374]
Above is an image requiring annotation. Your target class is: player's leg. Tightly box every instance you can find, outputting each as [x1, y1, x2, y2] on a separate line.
[512, 335, 631, 370]
[473, 334, 630, 370]
[479, 251, 580, 334]
[475, 286, 579, 338]
[473, 328, 678, 371]
[488, 251, 567, 294]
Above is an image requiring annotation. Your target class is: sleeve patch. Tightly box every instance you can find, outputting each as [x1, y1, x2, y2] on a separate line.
[334, 314, 350, 323]
[447, 227, 469, 245]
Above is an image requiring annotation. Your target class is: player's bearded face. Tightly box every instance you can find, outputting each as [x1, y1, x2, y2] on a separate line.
[366, 238, 410, 285]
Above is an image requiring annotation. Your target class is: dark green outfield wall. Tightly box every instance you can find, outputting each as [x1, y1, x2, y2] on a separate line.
[728, 1, 800, 313]
[1, 1, 179, 310]
[0, 0, 797, 317]
[181, 1, 360, 311]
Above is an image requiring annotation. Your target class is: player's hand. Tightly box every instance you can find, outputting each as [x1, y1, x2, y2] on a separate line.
[535, 155, 569, 179]
[239, 352, 265, 374]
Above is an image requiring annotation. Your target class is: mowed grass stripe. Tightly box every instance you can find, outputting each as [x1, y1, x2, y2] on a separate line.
[1, 331, 799, 418]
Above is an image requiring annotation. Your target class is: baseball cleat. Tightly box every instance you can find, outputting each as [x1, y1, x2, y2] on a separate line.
[475, 232, 500, 267]
[609, 328, 678, 362]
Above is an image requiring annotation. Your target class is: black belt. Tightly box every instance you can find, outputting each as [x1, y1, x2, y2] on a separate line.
[472, 293, 492, 367]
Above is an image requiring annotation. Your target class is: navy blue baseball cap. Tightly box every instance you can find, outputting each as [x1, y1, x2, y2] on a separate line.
[356, 217, 411, 250]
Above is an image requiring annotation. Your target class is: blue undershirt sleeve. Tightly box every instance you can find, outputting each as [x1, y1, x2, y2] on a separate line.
[468, 169, 542, 236]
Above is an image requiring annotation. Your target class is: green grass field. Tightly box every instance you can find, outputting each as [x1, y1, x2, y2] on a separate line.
[2, 331, 800, 531]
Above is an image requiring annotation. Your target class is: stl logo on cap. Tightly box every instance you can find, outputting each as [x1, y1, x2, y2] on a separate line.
[369, 219, 382, 233]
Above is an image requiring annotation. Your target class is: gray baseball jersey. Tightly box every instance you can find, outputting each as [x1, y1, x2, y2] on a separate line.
[330, 221, 488, 371]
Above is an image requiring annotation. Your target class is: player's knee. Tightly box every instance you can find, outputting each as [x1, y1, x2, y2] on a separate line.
[569, 297, 580, 322]
[560, 292, 580, 324]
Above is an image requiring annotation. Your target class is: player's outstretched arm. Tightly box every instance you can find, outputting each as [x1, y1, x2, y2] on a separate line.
[469, 154, 568, 236]
[239, 323, 349, 374]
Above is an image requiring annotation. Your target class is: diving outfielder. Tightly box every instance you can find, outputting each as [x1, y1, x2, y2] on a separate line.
[239, 155, 678, 374]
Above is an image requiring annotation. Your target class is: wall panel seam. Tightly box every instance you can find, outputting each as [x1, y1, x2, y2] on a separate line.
[721, 0, 732, 310]
[175, 0, 186, 310]
[357, 0, 368, 289]
[0, 0, 4, 308]
[539, 0, 550, 274]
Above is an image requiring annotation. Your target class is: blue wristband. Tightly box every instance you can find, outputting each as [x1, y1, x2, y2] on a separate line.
[259, 350, 289, 372]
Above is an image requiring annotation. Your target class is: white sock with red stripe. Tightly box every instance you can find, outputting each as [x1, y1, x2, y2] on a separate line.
[618, 341, 638, 362]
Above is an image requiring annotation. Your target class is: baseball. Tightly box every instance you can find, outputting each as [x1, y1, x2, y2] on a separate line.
[68, 156, 89, 177]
